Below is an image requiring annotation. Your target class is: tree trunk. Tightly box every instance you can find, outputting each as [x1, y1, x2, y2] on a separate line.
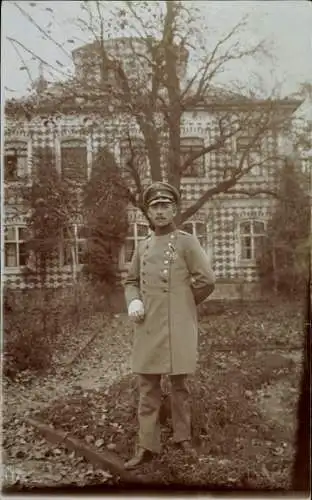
[167, 112, 181, 189]
[144, 119, 162, 182]
[163, 1, 182, 191]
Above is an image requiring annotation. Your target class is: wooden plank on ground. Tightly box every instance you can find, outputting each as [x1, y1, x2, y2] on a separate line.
[26, 417, 147, 485]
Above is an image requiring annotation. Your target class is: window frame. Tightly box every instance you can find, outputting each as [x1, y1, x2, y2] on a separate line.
[4, 140, 29, 182]
[121, 222, 151, 267]
[235, 132, 267, 178]
[119, 137, 149, 179]
[181, 220, 208, 250]
[180, 137, 206, 178]
[60, 223, 87, 268]
[59, 137, 88, 181]
[4, 225, 28, 271]
[237, 219, 266, 265]
[32, 145, 55, 178]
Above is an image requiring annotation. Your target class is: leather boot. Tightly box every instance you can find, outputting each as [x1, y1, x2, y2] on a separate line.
[124, 447, 154, 469]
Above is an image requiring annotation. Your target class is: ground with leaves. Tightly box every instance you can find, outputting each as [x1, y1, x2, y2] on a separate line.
[3, 299, 304, 491]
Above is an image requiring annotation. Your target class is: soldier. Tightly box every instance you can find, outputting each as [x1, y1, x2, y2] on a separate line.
[124, 181, 215, 469]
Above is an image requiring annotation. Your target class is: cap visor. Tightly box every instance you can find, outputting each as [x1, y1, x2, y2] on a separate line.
[148, 197, 173, 206]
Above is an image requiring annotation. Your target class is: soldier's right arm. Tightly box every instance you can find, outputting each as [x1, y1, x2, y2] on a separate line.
[123, 246, 142, 308]
[183, 233, 215, 305]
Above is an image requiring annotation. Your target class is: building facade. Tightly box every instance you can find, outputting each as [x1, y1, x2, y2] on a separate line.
[3, 39, 303, 296]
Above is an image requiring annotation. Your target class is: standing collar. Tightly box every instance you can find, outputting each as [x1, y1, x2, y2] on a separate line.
[154, 223, 176, 236]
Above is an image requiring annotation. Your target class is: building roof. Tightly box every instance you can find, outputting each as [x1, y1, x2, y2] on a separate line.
[5, 35, 303, 119]
[4, 86, 302, 120]
[4, 36, 302, 119]
[71, 37, 154, 56]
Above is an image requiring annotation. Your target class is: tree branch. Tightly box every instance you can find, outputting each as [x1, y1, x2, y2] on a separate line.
[225, 188, 278, 197]
[6, 0, 302, 232]
[124, 1, 154, 40]
[6, 37, 69, 78]
[179, 177, 239, 223]
[180, 122, 240, 174]
[123, 130, 144, 201]
[7, 38, 35, 87]
[181, 15, 267, 109]
[13, 2, 72, 61]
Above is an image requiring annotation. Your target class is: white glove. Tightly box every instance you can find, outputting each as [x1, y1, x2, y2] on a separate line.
[128, 299, 145, 322]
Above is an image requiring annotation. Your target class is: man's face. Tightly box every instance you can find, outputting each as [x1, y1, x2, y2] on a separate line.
[147, 201, 177, 228]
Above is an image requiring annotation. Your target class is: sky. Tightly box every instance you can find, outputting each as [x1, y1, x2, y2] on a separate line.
[2, 0, 312, 104]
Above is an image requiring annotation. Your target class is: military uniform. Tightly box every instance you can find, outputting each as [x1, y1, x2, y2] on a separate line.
[124, 182, 215, 455]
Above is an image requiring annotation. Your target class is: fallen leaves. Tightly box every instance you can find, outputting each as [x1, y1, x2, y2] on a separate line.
[85, 435, 94, 444]
[3, 301, 305, 490]
[106, 443, 117, 451]
[95, 438, 104, 448]
[3, 313, 133, 489]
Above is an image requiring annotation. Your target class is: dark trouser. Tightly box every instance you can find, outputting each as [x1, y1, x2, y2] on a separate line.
[137, 374, 191, 453]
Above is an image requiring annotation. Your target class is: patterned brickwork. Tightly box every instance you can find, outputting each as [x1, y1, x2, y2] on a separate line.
[210, 201, 273, 282]
[4, 111, 279, 289]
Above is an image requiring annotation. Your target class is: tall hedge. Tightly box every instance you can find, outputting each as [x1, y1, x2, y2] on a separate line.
[257, 157, 310, 296]
[83, 147, 130, 287]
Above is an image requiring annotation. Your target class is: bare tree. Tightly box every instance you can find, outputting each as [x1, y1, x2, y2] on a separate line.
[5, 1, 304, 224]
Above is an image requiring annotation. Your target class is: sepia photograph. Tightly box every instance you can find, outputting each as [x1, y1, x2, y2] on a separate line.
[1, 0, 311, 496]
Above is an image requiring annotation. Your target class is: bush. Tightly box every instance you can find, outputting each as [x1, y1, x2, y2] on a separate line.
[83, 147, 130, 288]
[3, 290, 61, 379]
[3, 279, 128, 379]
[257, 158, 310, 296]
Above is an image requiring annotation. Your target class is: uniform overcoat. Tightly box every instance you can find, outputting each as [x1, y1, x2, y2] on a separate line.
[124, 229, 215, 374]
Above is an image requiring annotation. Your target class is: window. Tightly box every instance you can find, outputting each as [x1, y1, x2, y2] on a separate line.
[182, 221, 207, 249]
[238, 220, 266, 261]
[60, 139, 87, 181]
[236, 133, 262, 153]
[302, 154, 312, 175]
[124, 223, 150, 264]
[120, 138, 148, 179]
[32, 146, 54, 178]
[5, 142, 28, 181]
[180, 137, 205, 177]
[61, 224, 87, 266]
[4, 226, 28, 268]
[236, 136, 253, 153]
[236, 132, 265, 176]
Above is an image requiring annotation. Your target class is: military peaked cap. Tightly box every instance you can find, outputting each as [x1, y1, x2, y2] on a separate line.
[143, 182, 180, 208]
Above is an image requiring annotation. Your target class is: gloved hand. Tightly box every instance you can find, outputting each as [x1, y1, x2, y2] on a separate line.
[128, 299, 145, 322]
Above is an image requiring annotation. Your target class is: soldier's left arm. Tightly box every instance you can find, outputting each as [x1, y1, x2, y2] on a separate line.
[184, 235, 215, 305]
[123, 245, 142, 308]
